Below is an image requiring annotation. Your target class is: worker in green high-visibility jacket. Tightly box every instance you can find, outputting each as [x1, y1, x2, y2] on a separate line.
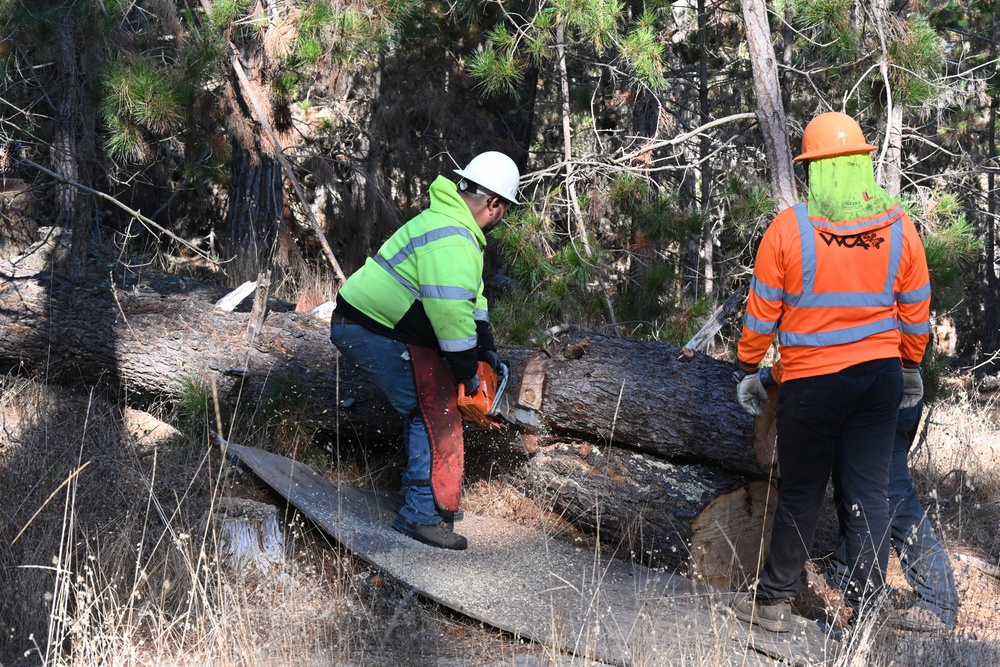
[331, 152, 521, 550]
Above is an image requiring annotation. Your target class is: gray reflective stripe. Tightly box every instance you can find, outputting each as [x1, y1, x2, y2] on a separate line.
[784, 291, 895, 308]
[811, 204, 904, 235]
[421, 284, 476, 301]
[374, 255, 420, 298]
[439, 335, 478, 352]
[474, 309, 488, 321]
[779, 317, 899, 347]
[900, 320, 930, 335]
[374, 225, 480, 301]
[884, 216, 904, 292]
[382, 226, 479, 269]
[751, 276, 783, 302]
[744, 312, 778, 335]
[795, 204, 818, 293]
[897, 282, 931, 304]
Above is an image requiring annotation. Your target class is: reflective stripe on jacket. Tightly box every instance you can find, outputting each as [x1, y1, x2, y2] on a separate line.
[337, 175, 488, 379]
[738, 202, 930, 382]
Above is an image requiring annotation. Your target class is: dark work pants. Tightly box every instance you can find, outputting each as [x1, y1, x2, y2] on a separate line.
[827, 401, 959, 626]
[756, 358, 902, 610]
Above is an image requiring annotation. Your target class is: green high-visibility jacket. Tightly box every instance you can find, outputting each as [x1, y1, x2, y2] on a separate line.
[336, 175, 490, 381]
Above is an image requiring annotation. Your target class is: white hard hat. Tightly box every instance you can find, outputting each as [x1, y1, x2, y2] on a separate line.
[454, 151, 521, 205]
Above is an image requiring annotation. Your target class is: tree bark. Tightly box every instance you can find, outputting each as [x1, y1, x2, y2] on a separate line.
[225, 140, 282, 282]
[741, 0, 797, 210]
[53, 22, 91, 278]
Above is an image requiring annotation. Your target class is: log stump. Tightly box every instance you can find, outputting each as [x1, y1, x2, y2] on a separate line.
[206, 498, 285, 574]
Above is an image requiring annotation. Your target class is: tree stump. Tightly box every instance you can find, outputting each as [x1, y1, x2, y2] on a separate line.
[206, 498, 285, 574]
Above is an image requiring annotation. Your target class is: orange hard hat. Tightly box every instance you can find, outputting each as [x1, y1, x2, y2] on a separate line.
[794, 112, 877, 162]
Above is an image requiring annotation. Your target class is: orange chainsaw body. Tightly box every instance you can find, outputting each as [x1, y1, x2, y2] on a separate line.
[457, 361, 505, 429]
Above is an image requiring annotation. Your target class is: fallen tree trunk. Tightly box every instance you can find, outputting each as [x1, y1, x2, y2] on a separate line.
[0, 260, 767, 475]
[516, 440, 775, 590]
[0, 259, 779, 587]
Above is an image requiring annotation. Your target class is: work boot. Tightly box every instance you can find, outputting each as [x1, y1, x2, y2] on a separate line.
[731, 593, 794, 632]
[391, 493, 463, 521]
[392, 516, 468, 550]
[438, 508, 464, 523]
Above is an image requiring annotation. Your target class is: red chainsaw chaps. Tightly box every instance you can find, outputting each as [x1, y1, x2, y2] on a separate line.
[408, 344, 464, 513]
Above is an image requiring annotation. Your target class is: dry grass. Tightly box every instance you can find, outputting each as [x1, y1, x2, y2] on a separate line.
[2, 370, 1000, 666]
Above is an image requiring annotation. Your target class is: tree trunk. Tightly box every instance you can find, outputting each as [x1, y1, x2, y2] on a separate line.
[741, 0, 797, 210]
[986, 14, 999, 354]
[0, 262, 783, 587]
[880, 104, 904, 197]
[224, 140, 282, 283]
[53, 22, 91, 278]
[516, 439, 775, 589]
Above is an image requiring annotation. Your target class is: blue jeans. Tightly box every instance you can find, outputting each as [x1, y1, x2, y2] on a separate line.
[756, 358, 901, 610]
[826, 401, 959, 626]
[330, 320, 441, 525]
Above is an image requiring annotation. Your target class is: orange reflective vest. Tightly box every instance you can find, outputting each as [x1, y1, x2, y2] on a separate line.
[738, 203, 930, 382]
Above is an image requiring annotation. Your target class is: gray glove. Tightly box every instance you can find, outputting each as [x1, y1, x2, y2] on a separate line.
[480, 349, 502, 372]
[463, 373, 481, 397]
[900, 367, 923, 409]
[737, 371, 769, 417]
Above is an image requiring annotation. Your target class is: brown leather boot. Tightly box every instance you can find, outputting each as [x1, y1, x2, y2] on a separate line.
[731, 593, 794, 632]
[392, 516, 468, 550]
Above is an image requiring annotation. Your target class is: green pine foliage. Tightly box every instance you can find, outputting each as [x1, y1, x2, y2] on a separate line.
[468, 27, 525, 97]
[887, 14, 945, 106]
[468, 0, 668, 97]
[101, 58, 186, 162]
[794, 0, 859, 60]
[905, 191, 979, 307]
[488, 173, 717, 344]
[621, 18, 666, 89]
[173, 374, 225, 435]
[207, 0, 253, 33]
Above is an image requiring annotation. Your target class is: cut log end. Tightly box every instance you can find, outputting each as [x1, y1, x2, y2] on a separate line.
[689, 479, 776, 590]
[753, 384, 780, 477]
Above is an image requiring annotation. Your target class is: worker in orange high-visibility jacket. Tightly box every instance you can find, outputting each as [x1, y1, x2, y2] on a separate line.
[730, 112, 931, 634]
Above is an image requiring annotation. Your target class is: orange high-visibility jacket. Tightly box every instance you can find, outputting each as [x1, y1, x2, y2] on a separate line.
[738, 203, 930, 382]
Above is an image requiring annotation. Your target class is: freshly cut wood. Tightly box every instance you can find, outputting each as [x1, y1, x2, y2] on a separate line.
[518, 440, 775, 589]
[0, 261, 765, 475]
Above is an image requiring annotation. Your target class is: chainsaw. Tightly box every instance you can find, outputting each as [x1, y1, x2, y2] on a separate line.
[456, 360, 511, 429]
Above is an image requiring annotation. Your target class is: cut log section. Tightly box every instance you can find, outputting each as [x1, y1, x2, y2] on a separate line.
[529, 333, 762, 475]
[517, 441, 775, 589]
[753, 384, 780, 477]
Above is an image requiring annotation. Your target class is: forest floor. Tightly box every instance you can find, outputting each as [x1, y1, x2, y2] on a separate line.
[0, 369, 999, 666]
